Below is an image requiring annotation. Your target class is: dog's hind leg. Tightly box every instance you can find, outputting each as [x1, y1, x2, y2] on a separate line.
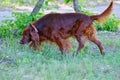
[89, 36, 105, 56]
[74, 35, 87, 56]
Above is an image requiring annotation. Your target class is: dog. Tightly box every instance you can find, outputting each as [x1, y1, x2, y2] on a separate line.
[20, 1, 113, 56]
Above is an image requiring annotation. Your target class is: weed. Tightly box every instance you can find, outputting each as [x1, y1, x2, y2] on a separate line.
[94, 15, 120, 31]
[0, 12, 44, 37]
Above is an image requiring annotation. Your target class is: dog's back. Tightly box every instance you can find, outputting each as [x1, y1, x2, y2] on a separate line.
[34, 13, 91, 31]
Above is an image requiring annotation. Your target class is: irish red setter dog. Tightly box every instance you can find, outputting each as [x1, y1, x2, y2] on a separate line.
[20, 1, 113, 56]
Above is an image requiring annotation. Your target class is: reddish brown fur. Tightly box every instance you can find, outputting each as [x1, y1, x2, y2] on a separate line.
[20, 1, 113, 56]
[73, 20, 104, 56]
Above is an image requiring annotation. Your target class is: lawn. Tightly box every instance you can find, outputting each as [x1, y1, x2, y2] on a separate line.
[0, 31, 120, 80]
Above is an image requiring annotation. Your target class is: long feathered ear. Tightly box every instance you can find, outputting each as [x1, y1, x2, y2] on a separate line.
[30, 24, 39, 42]
[30, 24, 38, 32]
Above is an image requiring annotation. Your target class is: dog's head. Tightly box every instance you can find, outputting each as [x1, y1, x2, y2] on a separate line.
[19, 24, 39, 44]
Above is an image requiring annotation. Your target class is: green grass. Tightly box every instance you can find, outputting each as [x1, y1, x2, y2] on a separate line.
[0, 32, 120, 80]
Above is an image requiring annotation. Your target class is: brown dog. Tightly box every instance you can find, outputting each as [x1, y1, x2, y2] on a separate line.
[20, 1, 113, 56]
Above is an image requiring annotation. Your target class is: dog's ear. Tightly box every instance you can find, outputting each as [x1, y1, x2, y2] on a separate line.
[30, 24, 38, 33]
[30, 24, 39, 42]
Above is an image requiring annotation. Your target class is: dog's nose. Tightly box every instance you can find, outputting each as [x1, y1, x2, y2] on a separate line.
[19, 40, 24, 44]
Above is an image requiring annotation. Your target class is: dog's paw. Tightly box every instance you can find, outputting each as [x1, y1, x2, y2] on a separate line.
[101, 52, 105, 57]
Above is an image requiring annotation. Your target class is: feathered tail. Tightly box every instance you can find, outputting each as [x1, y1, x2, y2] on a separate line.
[91, 0, 114, 23]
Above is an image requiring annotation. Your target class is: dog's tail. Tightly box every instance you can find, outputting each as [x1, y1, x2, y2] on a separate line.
[91, 0, 114, 23]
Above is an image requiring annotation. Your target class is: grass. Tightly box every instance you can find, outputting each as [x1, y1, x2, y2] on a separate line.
[0, 31, 120, 80]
